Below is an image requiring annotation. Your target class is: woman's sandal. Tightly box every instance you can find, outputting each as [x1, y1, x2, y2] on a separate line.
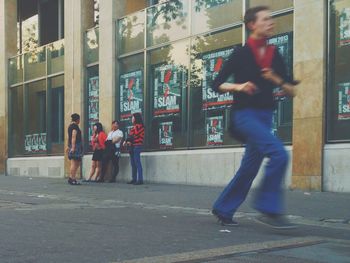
[68, 178, 81, 185]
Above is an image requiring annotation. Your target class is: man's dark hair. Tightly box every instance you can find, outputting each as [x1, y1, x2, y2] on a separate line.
[71, 113, 80, 122]
[244, 6, 269, 28]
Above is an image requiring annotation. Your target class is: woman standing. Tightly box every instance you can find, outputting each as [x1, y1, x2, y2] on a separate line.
[124, 113, 145, 185]
[87, 122, 107, 182]
[67, 113, 83, 185]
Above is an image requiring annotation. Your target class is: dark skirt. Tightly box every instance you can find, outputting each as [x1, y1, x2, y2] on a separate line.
[92, 149, 104, 161]
[68, 143, 83, 161]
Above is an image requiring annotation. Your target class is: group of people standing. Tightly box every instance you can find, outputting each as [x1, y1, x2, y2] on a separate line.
[66, 112, 145, 186]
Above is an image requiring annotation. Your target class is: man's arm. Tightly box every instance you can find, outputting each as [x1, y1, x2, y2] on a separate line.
[261, 68, 297, 97]
[218, 82, 257, 95]
[112, 136, 122, 144]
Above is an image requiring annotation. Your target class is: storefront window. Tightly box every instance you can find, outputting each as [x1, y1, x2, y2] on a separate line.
[190, 28, 242, 147]
[86, 66, 99, 152]
[118, 54, 144, 138]
[328, 0, 350, 141]
[118, 11, 144, 55]
[264, 13, 294, 142]
[48, 75, 64, 154]
[192, 0, 242, 35]
[147, 41, 189, 149]
[147, 0, 189, 46]
[24, 80, 47, 155]
[9, 86, 24, 157]
[248, 0, 293, 11]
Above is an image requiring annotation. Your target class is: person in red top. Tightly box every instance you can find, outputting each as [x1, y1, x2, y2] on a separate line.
[124, 113, 145, 185]
[87, 122, 107, 182]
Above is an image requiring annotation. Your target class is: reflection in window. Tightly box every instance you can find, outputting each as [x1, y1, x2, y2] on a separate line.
[147, 0, 189, 46]
[85, 27, 99, 64]
[268, 14, 294, 142]
[49, 75, 64, 154]
[21, 14, 39, 53]
[48, 39, 64, 74]
[148, 41, 189, 149]
[10, 86, 24, 157]
[118, 11, 144, 54]
[25, 80, 47, 154]
[190, 28, 242, 147]
[192, 0, 242, 34]
[327, 0, 350, 141]
[248, 0, 293, 11]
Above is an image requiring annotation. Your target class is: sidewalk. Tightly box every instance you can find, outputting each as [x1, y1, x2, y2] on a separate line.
[0, 175, 350, 263]
[1, 175, 349, 225]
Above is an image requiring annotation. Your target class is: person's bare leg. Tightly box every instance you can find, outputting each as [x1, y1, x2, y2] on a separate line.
[88, 161, 97, 181]
[95, 161, 102, 181]
[70, 160, 80, 180]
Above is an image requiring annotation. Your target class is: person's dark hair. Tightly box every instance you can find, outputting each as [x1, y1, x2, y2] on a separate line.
[71, 113, 80, 122]
[112, 120, 120, 126]
[94, 122, 103, 134]
[133, 113, 144, 126]
[244, 5, 269, 29]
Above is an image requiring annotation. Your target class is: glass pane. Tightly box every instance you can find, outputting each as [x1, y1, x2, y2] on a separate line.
[118, 11, 145, 55]
[192, 0, 242, 35]
[86, 66, 99, 152]
[190, 28, 242, 148]
[248, 0, 293, 11]
[47, 39, 64, 74]
[9, 56, 23, 85]
[9, 86, 24, 157]
[24, 80, 47, 155]
[147, 0, 189, 46]
[268, 13, 294, 142]
[21, 14, 39, 53]
[48, 75, 64, 154]
[24, 46, 46, 81]
[119, 0, 148, 17]
[327, 0, 350, 141]
[118, 54, 144, 138]
[148, 40, 189, 150]
[85, 27, 99, 64]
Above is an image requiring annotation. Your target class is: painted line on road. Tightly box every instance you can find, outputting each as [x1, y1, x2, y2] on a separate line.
[111, 236, 326, 263]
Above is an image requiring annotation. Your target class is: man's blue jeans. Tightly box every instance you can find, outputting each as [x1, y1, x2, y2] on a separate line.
[213, 108, 289, 219]
[130, 146, 143, 182]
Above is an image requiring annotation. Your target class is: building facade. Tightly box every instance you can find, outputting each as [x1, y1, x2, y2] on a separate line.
[0, 0, 349, 192]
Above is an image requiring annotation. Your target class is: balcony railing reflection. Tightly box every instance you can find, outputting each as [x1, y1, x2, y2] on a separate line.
[8, 39, 65, 85]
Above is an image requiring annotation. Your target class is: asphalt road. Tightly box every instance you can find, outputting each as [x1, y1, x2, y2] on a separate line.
[0, 176, 349, 263]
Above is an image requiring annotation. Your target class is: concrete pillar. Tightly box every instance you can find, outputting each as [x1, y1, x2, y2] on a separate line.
[292, 0, 326, 190]
[64, 0, 94, 177]
[0, 0, 17, 175]
[98, 0, 119, 129]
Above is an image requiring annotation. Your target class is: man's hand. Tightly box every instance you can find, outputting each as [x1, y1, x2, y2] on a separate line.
[261, 68, 282, 85]
[261, 68, 297, 97]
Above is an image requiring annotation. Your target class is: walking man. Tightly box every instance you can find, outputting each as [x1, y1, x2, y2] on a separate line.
[101, 120, 123, 183]
[211, 6, 299, 229]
